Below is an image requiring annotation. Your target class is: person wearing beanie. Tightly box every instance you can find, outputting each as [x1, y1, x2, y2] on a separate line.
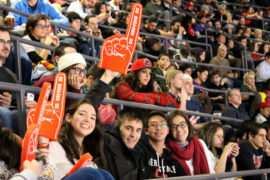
[113, 58, 177, 107]
[34, 52, 87, 107]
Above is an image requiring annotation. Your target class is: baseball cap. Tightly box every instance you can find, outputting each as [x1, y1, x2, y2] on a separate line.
[130, 58, 152, 72]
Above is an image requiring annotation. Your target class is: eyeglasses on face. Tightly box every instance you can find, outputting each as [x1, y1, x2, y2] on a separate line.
[149, 122, 168, 128]
[71, 67, 87, 75]
[36, 24, 51, 30]
[171, 121, 187, 130]
[0, 39, 12, 46]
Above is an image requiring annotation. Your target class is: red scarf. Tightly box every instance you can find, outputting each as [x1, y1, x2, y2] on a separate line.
[167, 137, 210, 175]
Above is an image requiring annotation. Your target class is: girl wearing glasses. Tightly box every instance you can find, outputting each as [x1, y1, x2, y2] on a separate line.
[166, 110, 215, 175]
[197, 122, 239, 173]
[34, 53, 87, 107]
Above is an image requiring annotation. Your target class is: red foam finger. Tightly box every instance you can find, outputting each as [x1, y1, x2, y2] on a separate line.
[98, 3, 143, 74]
[125, 3, 143, 53]
[39, 73, 67, 140]
[20, 83, 51, 171]
[67, 153, 93, 176]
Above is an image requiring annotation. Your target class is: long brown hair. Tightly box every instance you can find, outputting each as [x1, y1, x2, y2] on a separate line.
[113, 69, 154, 97]
[58, 99, 107, 169]
[197, 122, 224, 157]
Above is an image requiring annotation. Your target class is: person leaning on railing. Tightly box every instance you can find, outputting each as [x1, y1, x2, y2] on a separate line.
[113, 58, 180, 108]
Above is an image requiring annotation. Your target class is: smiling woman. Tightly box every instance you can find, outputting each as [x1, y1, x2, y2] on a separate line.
[166, 110, 215, 176]
[37, 69, 118, 179]
[47, 99, 105, 178]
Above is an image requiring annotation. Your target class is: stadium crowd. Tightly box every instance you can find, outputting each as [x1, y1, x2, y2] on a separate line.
[1, 0, 270, 179]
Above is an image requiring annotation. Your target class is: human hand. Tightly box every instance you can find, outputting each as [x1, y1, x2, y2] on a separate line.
[50, 35, 59, 46]
[230, 143, 239, 158]
[178, 26, 186, 35]
[100, 69, 120, 84]
[263, 140, 270, 156]
[223, 142, 236, 156]
[86, 28, 93, 36]
[113, 29, 121, 35]
[68, 74, 86, 90]
[216, 95, 223, 100]
[25, 100, 37, 109]
[212, 119, 222, 124]
[0, 92, 12, 108]
[23, 160, 42, 176]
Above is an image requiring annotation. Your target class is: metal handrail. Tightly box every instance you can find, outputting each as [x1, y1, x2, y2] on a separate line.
[0, 81, 245, 133]
[152, 168, 270, 180]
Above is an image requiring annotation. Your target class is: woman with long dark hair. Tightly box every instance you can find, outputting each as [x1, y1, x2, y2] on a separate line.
[114, 58, 177, 107]
[42, 69, 117, 178]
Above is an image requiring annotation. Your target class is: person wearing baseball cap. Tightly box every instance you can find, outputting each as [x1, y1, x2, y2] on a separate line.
[255, 97, 270, 124]
[34, 52, 87, 106]
[113, 58, 176, 106]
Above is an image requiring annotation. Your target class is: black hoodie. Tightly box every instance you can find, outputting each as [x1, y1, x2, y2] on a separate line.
[104, 128, 145, 180]
[139, 138, 186, 179]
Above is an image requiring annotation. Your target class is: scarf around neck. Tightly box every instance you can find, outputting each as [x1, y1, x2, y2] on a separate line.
[167, 136, 210, 175]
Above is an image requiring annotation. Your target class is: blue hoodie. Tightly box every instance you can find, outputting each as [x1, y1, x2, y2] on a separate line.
[11, 0, 68, 27]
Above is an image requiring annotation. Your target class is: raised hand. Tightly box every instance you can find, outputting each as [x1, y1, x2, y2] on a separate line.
[98, 3, 143, 74]
[263, 140, 270, 156]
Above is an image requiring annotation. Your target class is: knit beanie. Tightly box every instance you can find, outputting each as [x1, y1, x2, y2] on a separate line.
[58, 53, 87, 72]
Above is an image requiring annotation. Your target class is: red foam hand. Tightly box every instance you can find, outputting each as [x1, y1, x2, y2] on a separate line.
[67, 153, 93, 176]
[27, 73, 67, 141]
[98, 3, 143, 74]
[20, 83, 51, 171]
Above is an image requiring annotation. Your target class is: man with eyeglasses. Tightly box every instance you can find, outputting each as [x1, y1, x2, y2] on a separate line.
[236, 122, 270, 180]
[22, 14, 59, 78]
[140, 111, 186, 178]
[0, 25, 19, 133]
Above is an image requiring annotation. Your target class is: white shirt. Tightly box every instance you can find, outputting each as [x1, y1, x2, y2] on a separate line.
[67, 1, 92, 19]
[184, 139, 215, 175]
[48, 141, 97, 179]
[255, 113, 267, 124]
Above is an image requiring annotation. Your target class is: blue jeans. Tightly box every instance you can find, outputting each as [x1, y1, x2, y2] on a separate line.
[0, 107, 18, 133]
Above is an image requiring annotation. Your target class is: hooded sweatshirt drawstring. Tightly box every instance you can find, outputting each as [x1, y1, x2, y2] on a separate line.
[156, 152, 166, 178]
[161, 158, 165, 178]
